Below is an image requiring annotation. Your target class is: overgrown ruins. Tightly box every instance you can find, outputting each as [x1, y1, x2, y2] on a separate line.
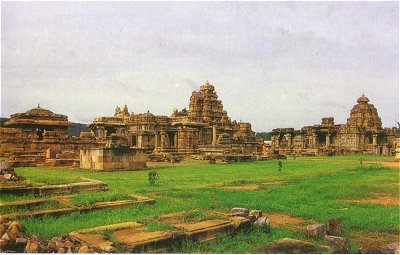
[0, 105, 98, 166]
[270, 94, 398, 156]
[0, 84, 398, 167]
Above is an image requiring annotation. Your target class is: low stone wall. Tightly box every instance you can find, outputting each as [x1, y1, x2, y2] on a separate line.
[80, 148, 148, 171]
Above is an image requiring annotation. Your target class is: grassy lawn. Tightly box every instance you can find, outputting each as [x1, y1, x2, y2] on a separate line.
[7, 156, 400, 253]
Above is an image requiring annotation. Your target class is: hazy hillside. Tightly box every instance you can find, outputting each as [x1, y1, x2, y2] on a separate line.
[0, 118, 9, 126]
[68, 123, 91, 137]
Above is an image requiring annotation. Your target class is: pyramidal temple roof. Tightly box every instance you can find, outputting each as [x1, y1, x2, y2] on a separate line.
[5, 105, 71, 127]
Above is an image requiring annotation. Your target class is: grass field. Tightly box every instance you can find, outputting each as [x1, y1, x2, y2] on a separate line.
[5, 155, 400, 253]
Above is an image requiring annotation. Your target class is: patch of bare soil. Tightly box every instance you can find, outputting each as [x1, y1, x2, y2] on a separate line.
[340, 192, 399, 206]
[222, 184, 260, 190]
[265, 213, 317, 230]
[377, 161, 400, 169]
[350, 232, 400, 253]
[147, 159, 207, 168]
[262, 181, 286, 185]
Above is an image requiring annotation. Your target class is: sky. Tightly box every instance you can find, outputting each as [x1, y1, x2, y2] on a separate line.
[1, 2, 399, 132]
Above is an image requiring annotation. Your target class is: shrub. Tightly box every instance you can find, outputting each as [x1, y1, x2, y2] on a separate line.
[148, 170, 159, 185]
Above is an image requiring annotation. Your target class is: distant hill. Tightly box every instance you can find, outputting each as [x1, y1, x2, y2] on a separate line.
[68, 123, 91, 137]
[0, 117, 9, 127]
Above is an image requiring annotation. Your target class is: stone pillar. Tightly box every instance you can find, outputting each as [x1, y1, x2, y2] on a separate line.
[372, 134, 377, 146]
[155, 133, 158, 149]
[326, 133, 330, 147]
[372, 134, 377, 154]
[160, 133, 164, 149]
[212, 125, 217, 145]
[174, 133, 178, 148]
[138, 135, 142, 148]
[395, 138, 400, 161]
[312, 134, 317, 148]
[287, 134, 292, 147]
[98, 128, 104, 139]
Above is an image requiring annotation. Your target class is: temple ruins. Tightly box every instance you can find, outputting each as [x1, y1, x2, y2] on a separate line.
[270, 94, 399, 156]
[90, 81, 263, 159]
[0, 105, 99, 166]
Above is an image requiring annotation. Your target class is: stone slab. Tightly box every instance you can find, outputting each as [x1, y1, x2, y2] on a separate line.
[72, 233, 113, 250]
[70, 222, 145, 235]
[0, 180, 109, 196]
[1, 196, 155, 220]
[174, 219, 235, 242]
[0, 198, 49, 208]
[114, 229, 183, 253]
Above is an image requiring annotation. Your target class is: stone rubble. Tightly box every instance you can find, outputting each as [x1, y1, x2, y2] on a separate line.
[0, 220, 108, 253]
[0, 161, 25, 182]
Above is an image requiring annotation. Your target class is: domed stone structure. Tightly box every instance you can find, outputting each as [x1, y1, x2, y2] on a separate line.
[0, 105, 99, 166]
[270, 95, 398, 156]
[5, 105, 70, 128]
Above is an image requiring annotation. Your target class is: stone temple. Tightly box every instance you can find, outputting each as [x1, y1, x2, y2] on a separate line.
[90, 81, 263, 158]
[0, 105, 98, 166]
[270, 94, 398, 156]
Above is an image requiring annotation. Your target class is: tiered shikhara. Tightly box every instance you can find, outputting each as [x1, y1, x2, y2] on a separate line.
[90, 81, 263, 155]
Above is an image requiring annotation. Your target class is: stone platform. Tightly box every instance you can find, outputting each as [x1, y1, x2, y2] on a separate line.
[68, 210, 251, 253]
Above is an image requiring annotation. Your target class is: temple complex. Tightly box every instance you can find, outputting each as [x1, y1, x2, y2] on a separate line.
[0, 105, 99, 166]
[90, 81, 263, 158]
[270, 95, 399, 156]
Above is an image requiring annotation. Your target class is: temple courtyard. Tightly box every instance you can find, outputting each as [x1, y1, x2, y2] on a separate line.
[1, 154, 398, 253]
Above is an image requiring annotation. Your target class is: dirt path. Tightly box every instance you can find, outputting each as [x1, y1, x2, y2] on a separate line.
[265, 213, 317, 230]
[350, 232, 400, 253]
[222, 184, 260, 190]
[339, 192, 399, 206]
[296, 157, 399, 169]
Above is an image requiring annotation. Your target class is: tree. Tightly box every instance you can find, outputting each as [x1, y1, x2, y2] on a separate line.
[256, 132, 271, 141]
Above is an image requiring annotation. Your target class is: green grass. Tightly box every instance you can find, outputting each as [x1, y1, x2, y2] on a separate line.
[290, 153, 394, 161]
[71, 191, 134, 206]
[8, 155, 399, 253]
[0, 200, 66, 215]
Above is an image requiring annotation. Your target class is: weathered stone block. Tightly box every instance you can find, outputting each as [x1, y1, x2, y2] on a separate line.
[253, 217, 270, 228]
[386, 242, 400, 254]
[306, 223, 326, 238]
[249, 210, 263, 220]
[249, 238, 333, 253]
[231, 208, 249, 217]
[324, 235, 349, 253]
[328, 218, 342, 236]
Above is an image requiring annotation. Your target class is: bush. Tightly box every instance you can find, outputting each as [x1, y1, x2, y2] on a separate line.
[148, 170, 159, 185]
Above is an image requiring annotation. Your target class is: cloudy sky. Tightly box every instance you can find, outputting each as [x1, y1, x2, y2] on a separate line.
[1, 2, 398, 131]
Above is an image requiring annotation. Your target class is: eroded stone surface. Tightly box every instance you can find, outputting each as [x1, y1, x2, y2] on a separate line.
[249, 238, 333, 254]
[231, 208, 250, 218]
[324, 235, 349, 253]
[306, 224, 326, 238]
[174, 219, 235, 243]
[71, 233, 113, 250]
